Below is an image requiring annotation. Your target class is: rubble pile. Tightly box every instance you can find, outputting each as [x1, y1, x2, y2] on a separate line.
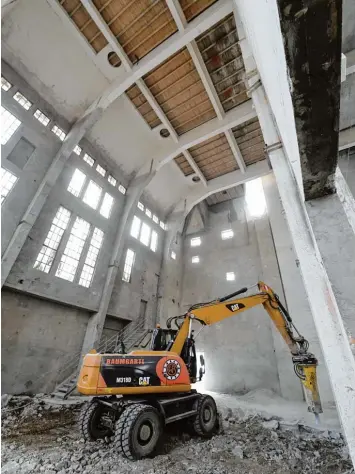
[1, 395, 354, 474]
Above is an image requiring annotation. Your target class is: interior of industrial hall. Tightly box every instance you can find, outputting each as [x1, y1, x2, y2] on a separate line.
[1, 0, 355, 469]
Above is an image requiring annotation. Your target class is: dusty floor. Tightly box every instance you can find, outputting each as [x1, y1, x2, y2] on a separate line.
[1, 394, 354, 474]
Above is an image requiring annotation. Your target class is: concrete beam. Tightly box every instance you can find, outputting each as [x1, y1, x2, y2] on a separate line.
[276, 0, 343, 200]
[225, 129, 246, 173]
[339, 127, 355, 151]
[182, 150, 207, 186]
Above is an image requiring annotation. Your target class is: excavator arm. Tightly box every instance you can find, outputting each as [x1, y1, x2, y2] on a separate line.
[169, 281, 322, 416]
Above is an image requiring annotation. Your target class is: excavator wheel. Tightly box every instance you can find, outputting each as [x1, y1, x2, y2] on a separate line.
[114, 403, 162, 460]
[192, 394, 218, 437]
[79, 400, 114, 441]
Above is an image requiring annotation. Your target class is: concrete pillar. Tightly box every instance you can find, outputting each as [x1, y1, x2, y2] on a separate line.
[80, 172, 155, 354]
[1, 108, 103, 286]
[262, 174, 334, 404]
[254, 214, 303, 402]
[156, 218, 185, 327]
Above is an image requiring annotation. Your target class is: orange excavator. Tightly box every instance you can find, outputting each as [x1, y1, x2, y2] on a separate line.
[77, 282, 322, 460]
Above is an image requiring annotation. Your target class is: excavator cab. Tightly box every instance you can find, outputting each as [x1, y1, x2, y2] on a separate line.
[149, 326, 178, 351]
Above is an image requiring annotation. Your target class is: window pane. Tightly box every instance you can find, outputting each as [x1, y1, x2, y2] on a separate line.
[83, 153, 94, 166]
[131, 216, 141, 239]
[1, 168, 18, 203]
[34, 207, 71, 273]
[150, 230, 158, 252]
[137, 202, 144, 211]
[221, 229, 234, 240]
[13, 91, 32, 110]
[73, 145, 82, 156]
[145, 208, 152, 218]
[1, 106, 21, 145]
[160, 221, 166, 230]
[96, 164, 106, 177]
[34, 109, 50, 126]
[192, 256, 200, 263]
[1, 77, 12, 91]
[83, 180, 102, 210]
[118, 184, 126, 195]
[108, 175, 117, 186]
[100, 192, 114, 218]
[51, 125, 66, 141]
[171, 251, 176, 260]
[67, 168, 86, 197]
[153, 215, 159, 224]
[191, 237, 201, 247]
[122, 249, 135, 282]
[140, 222, 151, 246]
[226, 272, 235, 281]
[79, 227, 104, 287]
[56, 217, 90, 281]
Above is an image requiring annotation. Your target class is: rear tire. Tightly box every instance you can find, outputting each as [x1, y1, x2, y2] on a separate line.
[114, 404, 162, 460]
[192, 395, 218, 437]
[79, 400, 114, 441]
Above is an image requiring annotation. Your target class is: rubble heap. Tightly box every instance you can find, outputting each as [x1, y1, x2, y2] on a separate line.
[1, 395, 354, 474]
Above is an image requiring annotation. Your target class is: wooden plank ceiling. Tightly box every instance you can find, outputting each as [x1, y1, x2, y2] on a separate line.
[174, 133, 238, 181]
[195, 13, 248, 112]
[127, 47, 217, 135]
[232, 117, 266, 165]
[205, 183, 244, 206]
[58, 0, 266, 183]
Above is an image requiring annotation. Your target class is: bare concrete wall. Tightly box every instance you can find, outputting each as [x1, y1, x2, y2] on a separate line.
[180, 197, 281, 395]
[1, 289, 90, 394]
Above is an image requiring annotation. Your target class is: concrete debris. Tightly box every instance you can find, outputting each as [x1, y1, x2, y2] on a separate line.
[1, 395, 354, 474]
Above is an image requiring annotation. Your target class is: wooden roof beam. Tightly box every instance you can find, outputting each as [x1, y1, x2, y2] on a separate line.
[225, 129, 246, 173]
[182, 150, 207, 186]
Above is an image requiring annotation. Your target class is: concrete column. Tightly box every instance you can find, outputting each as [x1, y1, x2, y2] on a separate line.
[262, 174, 334, 404]
[254, 214, 303, 402]
[1, 108, 103, 286]
[80, 172, 156, 354]
[156, 218, 185, 326]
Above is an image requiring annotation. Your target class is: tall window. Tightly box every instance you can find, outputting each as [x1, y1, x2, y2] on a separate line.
[150, 230, 158, 252]
[1, 106, 21, 145]
[67, 169, 86, 197]
[79, 228, 104, 287]
[83, 180, 102, 210]
[100, 192, 114, 218]
[56, 217, 90, 281]
[140, 222, 151, 246]
[34, 207, 71, 273]
[131, 216, 141, 239]
[13, 91, 32, 110]
[1, 168, 18, 203]
[122, 249, 135, 282]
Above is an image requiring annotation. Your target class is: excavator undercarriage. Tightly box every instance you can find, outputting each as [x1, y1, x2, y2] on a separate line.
[78, 282, 322, 460]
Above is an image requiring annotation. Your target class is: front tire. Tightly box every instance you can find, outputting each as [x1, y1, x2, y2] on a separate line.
[79, 400, 114, 441]
[114, 404, 162, 460]
[192, 395, 218, 437]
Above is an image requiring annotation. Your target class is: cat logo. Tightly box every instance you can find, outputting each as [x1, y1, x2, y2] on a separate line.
[226, 302, 246, 313]
[139, 377, 151, 386]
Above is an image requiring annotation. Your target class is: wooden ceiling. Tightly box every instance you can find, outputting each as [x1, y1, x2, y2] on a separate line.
[57, 0, 267, 183]
[196, 14, 248, 112]
[205, 184, 244, 206]
[232, 117, 266, 165]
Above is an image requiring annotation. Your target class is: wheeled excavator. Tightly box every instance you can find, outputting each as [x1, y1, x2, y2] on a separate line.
[77, 282, 322, 460]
